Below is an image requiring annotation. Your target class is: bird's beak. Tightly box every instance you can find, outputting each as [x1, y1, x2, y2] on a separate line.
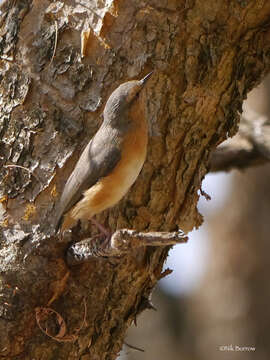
[140, 71, 153, 85]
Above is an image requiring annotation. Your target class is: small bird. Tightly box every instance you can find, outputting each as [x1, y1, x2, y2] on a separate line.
[54, 72, 153, 233]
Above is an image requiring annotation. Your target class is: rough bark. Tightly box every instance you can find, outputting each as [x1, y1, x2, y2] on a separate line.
[1, 0, 270, 359]
[210, 75, 270, 172]
[184, 72, 270, 360]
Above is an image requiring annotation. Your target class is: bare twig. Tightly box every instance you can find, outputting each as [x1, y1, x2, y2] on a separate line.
[110, 229, 188, 253]
[66, 229, 188, 264]
[4, 164, 41, 182]
[124, 341, 145, 353]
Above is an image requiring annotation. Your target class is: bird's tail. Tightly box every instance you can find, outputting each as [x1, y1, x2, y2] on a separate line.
[53, 211, 77, 234]
[51, 204, 64, 234]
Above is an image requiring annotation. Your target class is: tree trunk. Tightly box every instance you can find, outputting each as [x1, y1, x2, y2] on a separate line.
[183, 75, 270, 360]
[1, 0, 270, 358]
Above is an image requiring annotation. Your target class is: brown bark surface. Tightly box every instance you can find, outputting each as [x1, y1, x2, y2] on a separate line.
[1, 0, 270, 359]
[181, 75, 270, 360]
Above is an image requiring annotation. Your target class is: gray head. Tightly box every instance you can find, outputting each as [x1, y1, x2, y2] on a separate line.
[103, 72, 153, 123]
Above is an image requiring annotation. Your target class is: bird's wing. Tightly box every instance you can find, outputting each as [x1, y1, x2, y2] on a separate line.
[54, 127, 121, 230]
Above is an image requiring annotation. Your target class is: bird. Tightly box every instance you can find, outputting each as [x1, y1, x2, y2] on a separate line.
[54, 72, 153, 234]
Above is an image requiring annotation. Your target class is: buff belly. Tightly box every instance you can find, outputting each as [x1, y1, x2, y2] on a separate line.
[70, 150, 146, 221]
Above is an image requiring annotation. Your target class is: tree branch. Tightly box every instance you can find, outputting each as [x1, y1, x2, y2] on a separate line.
[67, 229, 188, 265]
[210, 112, 270, 172]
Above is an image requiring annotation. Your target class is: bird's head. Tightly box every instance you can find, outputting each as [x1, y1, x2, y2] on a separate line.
[103, 72, 153, 123]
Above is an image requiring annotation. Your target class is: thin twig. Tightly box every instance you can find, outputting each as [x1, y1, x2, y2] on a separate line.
[4, 164, 41, 183]
[124, 341, 145, 353]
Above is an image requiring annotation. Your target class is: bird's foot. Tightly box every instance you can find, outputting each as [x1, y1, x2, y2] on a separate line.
[90, 217, 111, 238]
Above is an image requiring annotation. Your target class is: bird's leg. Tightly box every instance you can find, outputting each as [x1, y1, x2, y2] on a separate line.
[90, 217, 111, 238]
